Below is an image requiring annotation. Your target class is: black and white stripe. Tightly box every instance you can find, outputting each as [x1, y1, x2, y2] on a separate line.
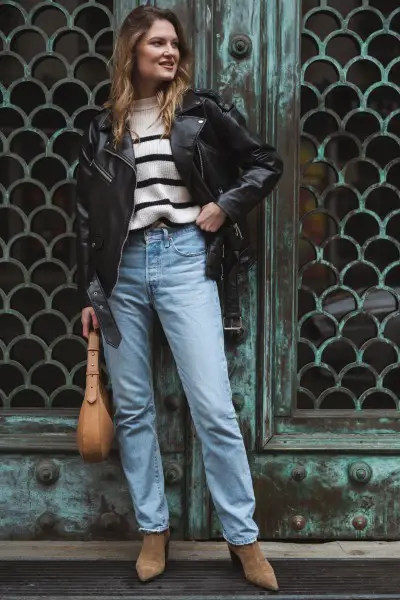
[128, 97, 200, 231]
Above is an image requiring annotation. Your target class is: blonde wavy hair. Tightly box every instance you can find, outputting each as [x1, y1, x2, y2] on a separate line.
[105, 6, 192, 146]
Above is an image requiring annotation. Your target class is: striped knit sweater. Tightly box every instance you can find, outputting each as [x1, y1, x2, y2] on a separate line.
[128, 96, 200, 230]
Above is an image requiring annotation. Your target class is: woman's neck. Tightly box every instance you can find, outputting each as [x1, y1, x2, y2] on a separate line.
[135, 81, 159, 100]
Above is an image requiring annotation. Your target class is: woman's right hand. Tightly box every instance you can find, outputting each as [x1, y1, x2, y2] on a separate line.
[81, 306, 99, 339]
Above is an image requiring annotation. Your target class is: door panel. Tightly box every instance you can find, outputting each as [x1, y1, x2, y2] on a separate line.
[263, 0, 400, 448]
[256, 0, 400, 539]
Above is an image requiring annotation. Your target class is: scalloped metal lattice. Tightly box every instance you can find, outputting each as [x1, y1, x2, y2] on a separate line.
[0, 0, 114, 409]
[298, 0, 400, 411]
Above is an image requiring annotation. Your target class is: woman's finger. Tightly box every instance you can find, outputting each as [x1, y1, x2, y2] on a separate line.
[91, 309, 99, 330]
[82, 315, 90, 339]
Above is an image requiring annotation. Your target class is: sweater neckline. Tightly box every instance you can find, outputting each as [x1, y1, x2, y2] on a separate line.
[132, 96, 158, 112]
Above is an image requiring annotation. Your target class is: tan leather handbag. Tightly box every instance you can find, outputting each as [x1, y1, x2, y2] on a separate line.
[76, 329, 114, 462]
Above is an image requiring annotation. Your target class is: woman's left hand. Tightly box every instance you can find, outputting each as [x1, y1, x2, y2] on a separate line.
[196, 202, 227, 232]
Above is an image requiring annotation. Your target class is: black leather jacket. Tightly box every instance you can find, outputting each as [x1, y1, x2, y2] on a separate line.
[75, 88, 283, 341]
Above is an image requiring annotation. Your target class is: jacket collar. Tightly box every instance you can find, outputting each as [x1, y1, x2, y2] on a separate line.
[98, 88, 201, 132]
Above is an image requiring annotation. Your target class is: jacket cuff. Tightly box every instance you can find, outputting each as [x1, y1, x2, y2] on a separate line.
[217, 195, 240, 224]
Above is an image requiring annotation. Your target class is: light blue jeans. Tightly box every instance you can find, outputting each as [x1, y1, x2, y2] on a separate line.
[102, 223, 259, 545]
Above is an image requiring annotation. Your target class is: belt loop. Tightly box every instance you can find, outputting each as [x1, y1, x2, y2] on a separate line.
[162, 228, 170, 248]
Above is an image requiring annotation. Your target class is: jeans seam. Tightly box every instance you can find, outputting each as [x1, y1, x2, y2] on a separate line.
[150, 401, 167, 519]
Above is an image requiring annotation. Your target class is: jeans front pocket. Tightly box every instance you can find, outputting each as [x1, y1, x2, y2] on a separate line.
[170, 226, 207, 257]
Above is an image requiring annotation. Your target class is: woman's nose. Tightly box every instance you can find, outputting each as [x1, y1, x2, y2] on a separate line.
[164, 44, 176, 55]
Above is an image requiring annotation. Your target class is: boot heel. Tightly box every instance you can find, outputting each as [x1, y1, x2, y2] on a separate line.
[229, 548, 243, 571]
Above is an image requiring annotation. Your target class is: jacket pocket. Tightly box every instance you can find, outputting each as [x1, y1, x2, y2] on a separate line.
[91, 159, 113, 184]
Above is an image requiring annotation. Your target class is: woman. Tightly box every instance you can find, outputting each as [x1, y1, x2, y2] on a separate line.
[76, 5, 282, 590]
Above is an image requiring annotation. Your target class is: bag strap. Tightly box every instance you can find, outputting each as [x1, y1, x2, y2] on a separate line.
[86, 330, 100, 404]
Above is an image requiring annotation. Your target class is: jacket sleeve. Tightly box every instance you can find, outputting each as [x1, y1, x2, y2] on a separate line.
[205, 98, 283, 223]
[75, 130, 93, 309]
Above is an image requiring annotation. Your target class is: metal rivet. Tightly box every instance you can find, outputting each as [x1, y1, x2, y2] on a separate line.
[229, 34, 252, 59]
[91, 242, 95, 247]
[349, 462, 372, 484]
[91, 363, 94, 366]
[94, 292, 97, 295]
[353, 516, 367, 530]
[164, 394, 180, 411]
[36, 460, 60, 486]
[92, 352, 95, 356]
[292, 515, 306, 531]
[37, 512, 56, 531]
[165, 463, 183, 484]
[100, 512, 121, 530]
[291, 466, 307, 482]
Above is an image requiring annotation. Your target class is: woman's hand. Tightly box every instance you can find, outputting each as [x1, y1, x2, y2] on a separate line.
[82, 306, 99, 339]
[196, 202, 227, 232]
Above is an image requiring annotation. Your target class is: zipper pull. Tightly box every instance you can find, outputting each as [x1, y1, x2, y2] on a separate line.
[234, 223, 243, 239]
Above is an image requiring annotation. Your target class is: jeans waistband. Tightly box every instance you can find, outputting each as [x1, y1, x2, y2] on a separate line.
[128, 222, 198, 243]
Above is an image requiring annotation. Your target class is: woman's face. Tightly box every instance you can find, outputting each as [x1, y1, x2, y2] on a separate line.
[135, 19, 180, 90]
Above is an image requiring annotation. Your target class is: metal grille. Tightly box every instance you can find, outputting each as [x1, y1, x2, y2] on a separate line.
[2, 559, 400, 599]
[0, 0, 114, 410]
[298, 0, 400, 412]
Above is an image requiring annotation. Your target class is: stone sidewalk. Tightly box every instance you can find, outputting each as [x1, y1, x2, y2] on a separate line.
[0, 540, 399, 560]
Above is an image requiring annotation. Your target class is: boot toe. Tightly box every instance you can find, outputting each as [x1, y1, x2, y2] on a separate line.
[136, 562, 165, 582]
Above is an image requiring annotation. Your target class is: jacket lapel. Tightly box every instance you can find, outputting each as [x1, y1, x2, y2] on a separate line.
[100, 88, 203, 179]
[170, 115, 206, 188]
[100, 112, 136, 171]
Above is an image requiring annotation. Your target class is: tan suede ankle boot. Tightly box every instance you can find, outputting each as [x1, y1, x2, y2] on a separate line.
[136, 530, 170, 583]
[228, 541, 279, 591]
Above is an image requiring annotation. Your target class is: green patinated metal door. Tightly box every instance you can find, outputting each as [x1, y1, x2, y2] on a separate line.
[254, 0, 400, 539]
[0, 0, 265, 541]
[2, 0, 400, 541]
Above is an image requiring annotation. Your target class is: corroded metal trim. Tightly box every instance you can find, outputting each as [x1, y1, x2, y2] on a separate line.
[0, 433, 120, 452]
[264, 434, 400, 452]
[258, 0, 302, 448]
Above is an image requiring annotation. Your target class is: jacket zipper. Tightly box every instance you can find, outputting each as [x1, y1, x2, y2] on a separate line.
[91, 159, 113, 184]
[218, 186, 243, 239]
[234, 223, 243, 239]
[105, 145, 137, 295]
[196, 143, 204, 179]
[81, 146, 91, 166]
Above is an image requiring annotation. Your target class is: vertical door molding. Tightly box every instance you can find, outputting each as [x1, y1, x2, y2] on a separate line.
[258, 0, 302, 447]
[115, 0, 139, 29]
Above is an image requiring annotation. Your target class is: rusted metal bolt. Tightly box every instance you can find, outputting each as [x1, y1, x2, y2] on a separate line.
[36, 460, 59, 486]
[292, 515, 306, 531]
[229, 34, 252, 59]
[37, 512, 56, 530]
[348, 462, 372, 484]
[164, 394, 181, 411]
[232, 393, 245, 412]
[353, 515, 367, 530]
[291, 466, 306, 482]
[100, 512, 120, 530]
[165, 463, 183, 484]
